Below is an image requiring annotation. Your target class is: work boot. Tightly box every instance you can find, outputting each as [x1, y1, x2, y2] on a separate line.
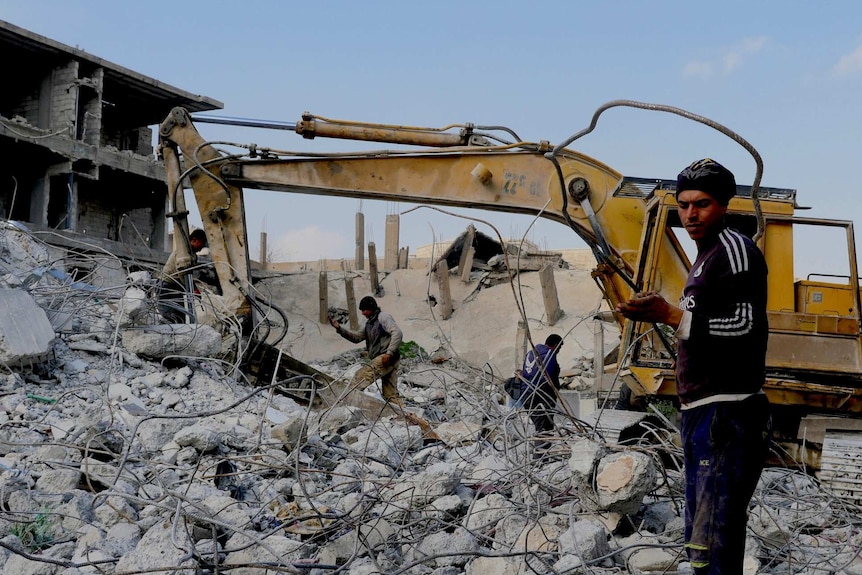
[384, 394, 404, 406]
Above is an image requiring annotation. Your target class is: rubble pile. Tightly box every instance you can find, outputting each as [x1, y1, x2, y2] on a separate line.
[0, 221, 861, 575]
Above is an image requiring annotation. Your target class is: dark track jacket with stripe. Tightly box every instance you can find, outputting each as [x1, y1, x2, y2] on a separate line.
[676, 227, 768, 404]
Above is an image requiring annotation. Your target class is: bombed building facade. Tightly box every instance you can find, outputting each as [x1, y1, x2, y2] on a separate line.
[0, 19, 220, 268]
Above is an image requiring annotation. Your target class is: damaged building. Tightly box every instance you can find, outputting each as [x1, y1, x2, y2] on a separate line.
[0, 19, 221, 274]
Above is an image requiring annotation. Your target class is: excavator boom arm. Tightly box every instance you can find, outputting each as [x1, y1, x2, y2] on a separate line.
[159, 107, 664, 325]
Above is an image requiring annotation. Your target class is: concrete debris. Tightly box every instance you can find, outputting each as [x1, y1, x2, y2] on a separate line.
[120, 323, 223, 358]
[594, 451, 657, 515]
[0, 288, 55, 366]
[114, 519, 197, 574]
[0, 220, 860, 575]
[117, 286, 151, 327]
[558, 518, 611, 562]
[615, 532, 680, 571]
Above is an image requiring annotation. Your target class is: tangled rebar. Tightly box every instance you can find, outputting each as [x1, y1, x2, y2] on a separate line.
[1, 219, 861, 575]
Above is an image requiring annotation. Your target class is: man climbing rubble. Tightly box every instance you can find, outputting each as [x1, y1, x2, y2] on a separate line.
[519, 334, 563, 448]
[329, 295, 404, 404]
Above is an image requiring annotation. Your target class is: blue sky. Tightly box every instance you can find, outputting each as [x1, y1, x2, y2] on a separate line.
[4, 1, 862, 277]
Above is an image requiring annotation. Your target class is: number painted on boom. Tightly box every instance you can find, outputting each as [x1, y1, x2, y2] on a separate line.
[503, 172, 527, 195]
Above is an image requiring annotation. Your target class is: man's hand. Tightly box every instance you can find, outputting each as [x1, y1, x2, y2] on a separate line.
[328, 317, 339, 330]
[615, 291, 683, 328]
[380, 353, 392, 366]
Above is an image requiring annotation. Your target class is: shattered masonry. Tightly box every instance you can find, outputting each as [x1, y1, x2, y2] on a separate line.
[1, 219, 862, 574]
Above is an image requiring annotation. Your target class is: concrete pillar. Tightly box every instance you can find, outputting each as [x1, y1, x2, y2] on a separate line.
[398, 247, 409, 270]
[29, 177, 49, 227]
[368, 242, 380, 296]
[458, 225, 476, 279]
[593, 317, 605, 391]
[37, 73, 52, 129]
[345, 275, 358, 330]
[259, 232, 268, 269]
[44, 162, 73, 231]
[49, 61, 78, 134]
[434, 261, 453, 320]
[384, 214, 399, 271]
[319, 271, 328, 323]
[355, 212, 365, 270]
[66, 175, 78, 232]
[460, 246, 475, 282]
[80, 68, 103, 146]
[150, 191, 168, 251]
[539, 263, 563, 325]
[516, 320, 528, 368]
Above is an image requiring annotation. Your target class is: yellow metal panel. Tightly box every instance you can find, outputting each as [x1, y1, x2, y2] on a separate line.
[765, 378, 862, 413]
[795, 280, 856, 316]
[763, 221, 795, 312]
[628, 366, 676, 396]
[766, 331, 862, 374]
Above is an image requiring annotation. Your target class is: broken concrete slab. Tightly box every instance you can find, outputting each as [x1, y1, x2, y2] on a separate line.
[0, 288, 55, 366]
[120, 323, 222, 359]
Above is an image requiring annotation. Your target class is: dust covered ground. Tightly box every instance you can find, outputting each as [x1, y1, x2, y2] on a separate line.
[255, 262, 613, 378]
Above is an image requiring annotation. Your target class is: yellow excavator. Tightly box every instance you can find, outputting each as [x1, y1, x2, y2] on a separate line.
[158, 101, 862, 498]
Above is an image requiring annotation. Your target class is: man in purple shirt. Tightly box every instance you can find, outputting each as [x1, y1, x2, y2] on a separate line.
[616, 159, 771, 575]
[521, 334, 563, 444]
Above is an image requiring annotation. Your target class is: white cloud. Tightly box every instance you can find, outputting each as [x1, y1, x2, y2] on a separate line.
[833, 43, 862, 77]
[684, 36, 768, 78]
[683, 60, 714, 79]
[723, 36, 768, 74]
[269, 226, 350, 262]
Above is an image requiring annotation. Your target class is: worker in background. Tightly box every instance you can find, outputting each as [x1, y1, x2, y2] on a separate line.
[158, 228, 209, 323]
[616, 158, 771, 575]
[163, 228, 208, 277]
[329, 296, 404, 404]
[520, 333, 563, 449]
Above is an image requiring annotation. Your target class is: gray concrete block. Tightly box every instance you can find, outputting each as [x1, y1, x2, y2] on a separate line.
[0, 288, 55, 365]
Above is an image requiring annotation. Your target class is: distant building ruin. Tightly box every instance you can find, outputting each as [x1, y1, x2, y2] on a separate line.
[0, 19, 221, 267]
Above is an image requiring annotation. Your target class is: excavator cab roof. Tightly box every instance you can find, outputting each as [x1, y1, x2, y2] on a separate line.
[620, 176, 798, 205]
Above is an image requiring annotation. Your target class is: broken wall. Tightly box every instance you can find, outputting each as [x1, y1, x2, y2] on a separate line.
[0, 19, 222, 268]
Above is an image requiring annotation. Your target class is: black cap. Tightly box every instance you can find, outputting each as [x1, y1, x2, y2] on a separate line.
[359, 296, 378, 311]
[676, 158, 736, 206]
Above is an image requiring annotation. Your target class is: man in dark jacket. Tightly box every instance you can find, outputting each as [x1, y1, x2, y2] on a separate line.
[616, 158, 771, 575]
[520, 334, 563, 441]
[330, 296, 404, 403]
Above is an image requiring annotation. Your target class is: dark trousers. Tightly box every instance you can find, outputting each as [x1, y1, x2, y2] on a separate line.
[528, 404, 555, 435]
[526, 385, 556, 440]
[681, 394, 771, 575]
